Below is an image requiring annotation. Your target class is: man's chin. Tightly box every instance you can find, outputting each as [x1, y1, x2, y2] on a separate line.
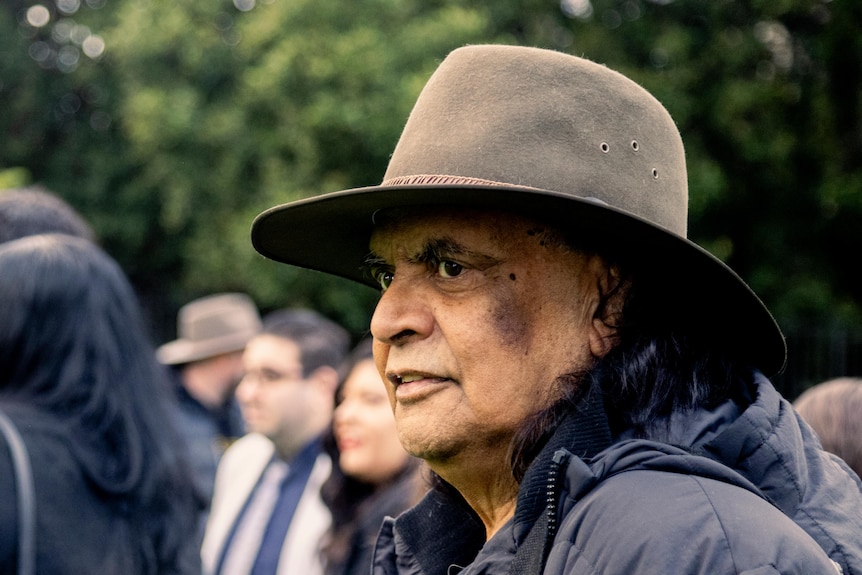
[241, 419, 268, 437]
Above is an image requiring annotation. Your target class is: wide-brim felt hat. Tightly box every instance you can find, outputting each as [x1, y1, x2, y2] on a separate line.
[251, 44, 786, 375]
[157, 292, 262, 366]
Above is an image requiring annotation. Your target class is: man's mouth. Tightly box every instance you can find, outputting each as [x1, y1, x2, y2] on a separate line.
[337, 437, 361, 451]
[386, 372, 453, 404]
[388, 372, 446, 386]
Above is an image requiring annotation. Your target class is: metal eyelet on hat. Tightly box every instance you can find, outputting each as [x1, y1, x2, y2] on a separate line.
[631, 140, 639, 151]
[600, 142, 610, 153]
[652, 168, 659, 179]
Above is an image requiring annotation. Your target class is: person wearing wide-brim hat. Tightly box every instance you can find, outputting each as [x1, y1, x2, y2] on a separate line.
[251, 45, 862, 575]
[157, 292, 262, 506]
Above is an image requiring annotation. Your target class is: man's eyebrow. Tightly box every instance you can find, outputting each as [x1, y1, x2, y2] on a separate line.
[361, 240, 458, 269]
[364, 238, 502, 271]
[412, 238, 467, 264]
[361, 252, 388, 272]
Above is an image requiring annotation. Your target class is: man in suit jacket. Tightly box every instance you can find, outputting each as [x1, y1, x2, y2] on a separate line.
[157, 293, 262, 507]
[201, 308, 350, 575]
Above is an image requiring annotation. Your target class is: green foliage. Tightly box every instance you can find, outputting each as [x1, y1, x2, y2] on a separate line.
[97, 0, 498, 338]
[0, 168, 31, 189]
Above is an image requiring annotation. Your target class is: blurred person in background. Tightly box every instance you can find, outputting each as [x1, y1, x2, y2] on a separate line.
[794, 377, 862, 479]
[0, 184, 95, 243]
[0, 234, 203, 574]
[201, 308, 350, 575]
[157, 292, 262, 505]
[320, 339, 424, 575]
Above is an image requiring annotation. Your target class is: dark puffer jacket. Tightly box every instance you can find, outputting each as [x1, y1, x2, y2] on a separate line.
[372, 373, 862, 575]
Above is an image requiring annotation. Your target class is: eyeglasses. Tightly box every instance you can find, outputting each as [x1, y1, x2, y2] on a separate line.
[240, 367, 304, 387]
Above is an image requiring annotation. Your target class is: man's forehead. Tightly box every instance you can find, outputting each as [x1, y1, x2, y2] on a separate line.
[368, 207, 556, 258]
[244, 337, 304, 373]
[370, 212, 504, 258]
[247, 333, 301, 357]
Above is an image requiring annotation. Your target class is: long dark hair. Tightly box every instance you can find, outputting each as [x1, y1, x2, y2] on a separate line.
[509, 243, 744, 481]
[319, 339, 420, 574]
[0, 234, 203, 573]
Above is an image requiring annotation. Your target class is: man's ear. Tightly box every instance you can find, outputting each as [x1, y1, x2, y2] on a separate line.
[589, 317, 616, 358]
[309, 365, 339, 397]
[589, 263, 625, 358]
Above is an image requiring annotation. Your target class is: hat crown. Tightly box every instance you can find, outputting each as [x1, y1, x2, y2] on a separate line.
[383, 45, 688, 236]
[179, 294, 260, 342]
[157, 293, 262, 365]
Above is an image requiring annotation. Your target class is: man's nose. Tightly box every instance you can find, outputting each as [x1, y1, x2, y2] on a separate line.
[370, 273, 434, 347]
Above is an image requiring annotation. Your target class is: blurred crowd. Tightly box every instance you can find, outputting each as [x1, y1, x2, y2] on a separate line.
[0, 187, 862, 575]
[1, 184, 859, 574]
[0, 183, 862, 575]
[0, 185, 424, 575]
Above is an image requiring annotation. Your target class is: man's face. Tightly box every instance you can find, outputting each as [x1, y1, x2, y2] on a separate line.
[235, 335, 322, 450]
[368, 208, 611, 473]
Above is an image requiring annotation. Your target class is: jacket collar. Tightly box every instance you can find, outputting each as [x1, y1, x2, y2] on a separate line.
[512, 387, 613, 539]
[382, 387, 614, 574]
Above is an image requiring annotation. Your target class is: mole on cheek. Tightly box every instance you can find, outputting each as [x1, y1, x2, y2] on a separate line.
[509, 273, 516, 281]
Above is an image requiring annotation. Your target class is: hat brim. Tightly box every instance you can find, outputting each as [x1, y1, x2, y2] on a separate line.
[251, 184, 786, 375]
[156, 333, 252, 366]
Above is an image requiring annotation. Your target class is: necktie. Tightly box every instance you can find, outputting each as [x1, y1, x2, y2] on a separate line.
[218, 459, 289, 575]
[250, 448, 319, 574]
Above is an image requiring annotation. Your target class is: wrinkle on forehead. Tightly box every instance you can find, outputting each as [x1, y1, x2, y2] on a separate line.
[371, 208, 524, 251]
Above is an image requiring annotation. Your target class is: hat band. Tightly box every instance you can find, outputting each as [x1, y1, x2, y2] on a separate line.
[381, 174, 540, 190]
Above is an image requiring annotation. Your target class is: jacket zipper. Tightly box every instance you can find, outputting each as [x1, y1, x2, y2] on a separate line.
[546, 449, 571, 544]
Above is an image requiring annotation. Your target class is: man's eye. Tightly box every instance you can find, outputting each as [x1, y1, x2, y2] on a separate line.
[438, 260, 463, 278]
[374, 269, 394, 291]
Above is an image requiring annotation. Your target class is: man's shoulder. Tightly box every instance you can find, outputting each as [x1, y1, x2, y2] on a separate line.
[205, 433, 277, 540]
[554, 464, 836, 574]
[217, 433, 275, 473]
[223, 431, 274, 455]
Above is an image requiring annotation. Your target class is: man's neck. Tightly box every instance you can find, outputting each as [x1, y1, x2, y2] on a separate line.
[273, 430, 323, 463]
[430, 447, 519, 540]
[181, 367, 225, 410]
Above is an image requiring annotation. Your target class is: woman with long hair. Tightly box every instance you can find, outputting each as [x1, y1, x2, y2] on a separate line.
[0, 234, 204, 574]
[320, 339, 423, 575]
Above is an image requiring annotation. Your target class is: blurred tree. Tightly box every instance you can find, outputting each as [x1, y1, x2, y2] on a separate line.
[100, 0, 502, 338]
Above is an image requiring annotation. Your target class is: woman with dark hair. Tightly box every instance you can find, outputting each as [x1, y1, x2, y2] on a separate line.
[0, 234, 204, 574]
[320, 339, 423, 575]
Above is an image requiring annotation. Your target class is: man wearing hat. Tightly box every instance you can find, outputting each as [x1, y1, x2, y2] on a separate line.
[250, 45, 862, 574]
[201, 308, 350, 575]
[157, 292, 262, 505]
